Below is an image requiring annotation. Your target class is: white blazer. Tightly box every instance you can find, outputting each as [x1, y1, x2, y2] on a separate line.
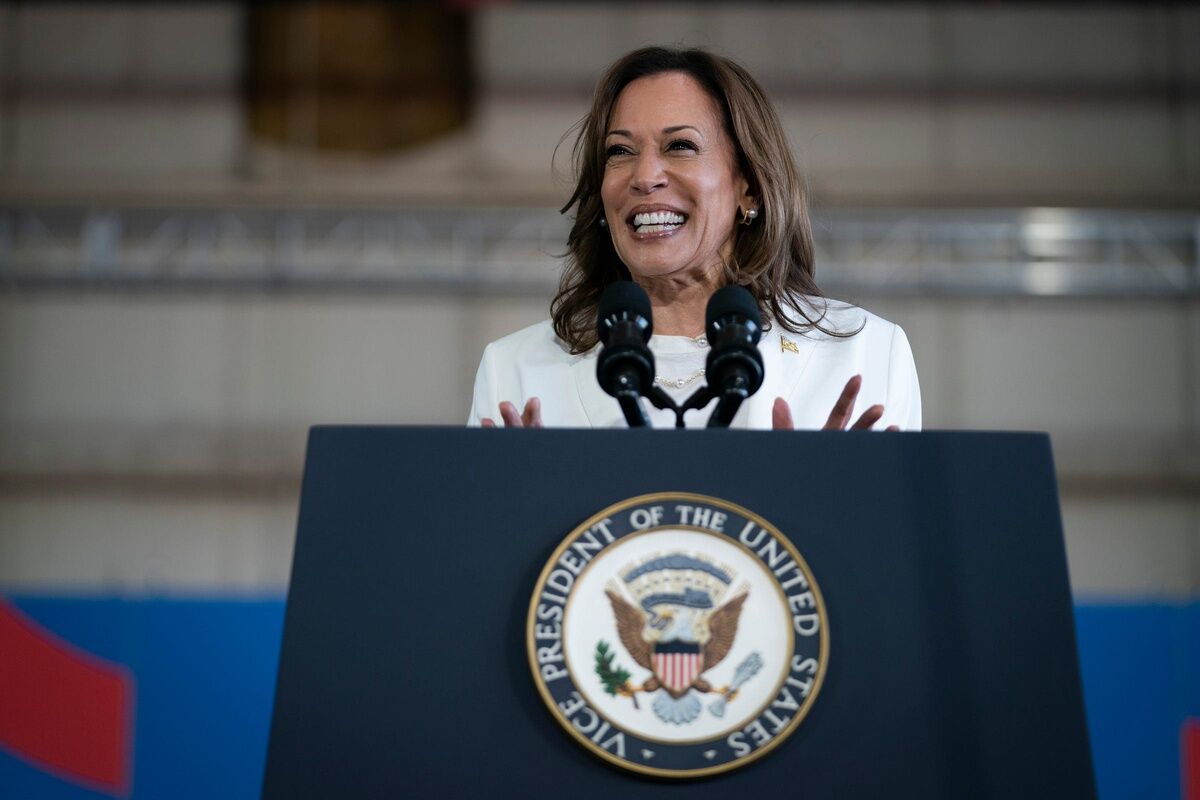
[467, 300, 921, 430]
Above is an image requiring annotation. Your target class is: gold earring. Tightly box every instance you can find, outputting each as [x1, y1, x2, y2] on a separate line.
[739, 206, 759, 226]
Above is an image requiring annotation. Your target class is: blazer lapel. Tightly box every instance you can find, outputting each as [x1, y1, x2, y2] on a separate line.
[571, 347, 624, 428]
[738, 325, 818, 428]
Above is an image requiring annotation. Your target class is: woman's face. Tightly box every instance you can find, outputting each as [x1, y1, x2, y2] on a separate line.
[600, 72, 752, 287]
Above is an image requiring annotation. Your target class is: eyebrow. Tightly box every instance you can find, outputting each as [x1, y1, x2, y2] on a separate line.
[606, 125, 703, 138]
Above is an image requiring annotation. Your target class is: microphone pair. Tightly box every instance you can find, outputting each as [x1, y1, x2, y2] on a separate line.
[595, 281, 765, 428]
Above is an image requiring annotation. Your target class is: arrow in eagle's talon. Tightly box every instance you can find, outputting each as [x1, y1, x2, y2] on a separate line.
[708, 652, 763, 716]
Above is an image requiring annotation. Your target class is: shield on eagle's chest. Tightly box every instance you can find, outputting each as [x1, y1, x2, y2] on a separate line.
[653, 641, 704, 695]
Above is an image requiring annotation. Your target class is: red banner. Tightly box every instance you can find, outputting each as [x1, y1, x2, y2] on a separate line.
[0, 597, 133, 796]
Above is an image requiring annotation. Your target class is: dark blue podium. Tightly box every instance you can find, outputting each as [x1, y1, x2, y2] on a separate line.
[262, 428, 1095, 798]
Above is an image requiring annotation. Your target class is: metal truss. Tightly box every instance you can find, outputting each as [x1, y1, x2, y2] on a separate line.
[1, 205, 1196, 297]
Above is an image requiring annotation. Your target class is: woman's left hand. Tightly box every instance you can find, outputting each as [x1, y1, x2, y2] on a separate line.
[772, 375, 899, 431]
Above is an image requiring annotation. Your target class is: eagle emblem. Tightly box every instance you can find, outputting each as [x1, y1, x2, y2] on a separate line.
[530, 494, 829, 776]
[596, 553, 762, 724]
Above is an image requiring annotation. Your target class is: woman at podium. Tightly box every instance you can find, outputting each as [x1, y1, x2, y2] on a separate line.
[469, 47, 920, 431]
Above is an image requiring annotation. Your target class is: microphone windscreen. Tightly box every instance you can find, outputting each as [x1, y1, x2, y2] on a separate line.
[597, 280, 653, 344]
[705, 285, 762, 342]
[598, 280, 652, 322]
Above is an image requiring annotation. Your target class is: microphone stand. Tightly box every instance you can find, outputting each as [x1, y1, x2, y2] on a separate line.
[612, 374, 652, 428]
[642, 384, 717, 429]
[706, 377, 751, 428]
[620, 379, 744, 429]
[648, 380, 747, 429]
[645, 385, 686, 429]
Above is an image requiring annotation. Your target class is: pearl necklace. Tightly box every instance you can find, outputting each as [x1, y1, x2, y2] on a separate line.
[655, 369, 706, 390]
[654, 333, 708, 390]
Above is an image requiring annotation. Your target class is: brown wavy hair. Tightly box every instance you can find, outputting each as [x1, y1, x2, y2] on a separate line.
[551, 46, 849, 354]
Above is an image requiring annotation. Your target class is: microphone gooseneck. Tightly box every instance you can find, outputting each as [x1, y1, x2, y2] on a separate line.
[704, 285, 765, 428]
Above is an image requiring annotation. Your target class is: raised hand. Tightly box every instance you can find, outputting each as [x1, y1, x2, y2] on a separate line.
[481, 397, 543, 428]
[772, 375, 899, 431]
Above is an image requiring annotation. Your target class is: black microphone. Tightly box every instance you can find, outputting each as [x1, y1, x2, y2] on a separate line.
[704, 285, 764, 428]
[596, 281, 655, 427]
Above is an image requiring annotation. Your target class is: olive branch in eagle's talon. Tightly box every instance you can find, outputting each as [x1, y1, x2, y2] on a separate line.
[594, 640, 641, 710]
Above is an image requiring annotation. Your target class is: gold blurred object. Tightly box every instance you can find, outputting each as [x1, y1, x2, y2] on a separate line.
[247, 3, 472, 153]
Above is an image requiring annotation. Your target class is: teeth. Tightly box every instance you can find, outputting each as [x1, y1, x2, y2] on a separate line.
[632, 211, 686, 227]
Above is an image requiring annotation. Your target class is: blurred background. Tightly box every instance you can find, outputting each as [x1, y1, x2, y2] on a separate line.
[0, 2, 1196, 798]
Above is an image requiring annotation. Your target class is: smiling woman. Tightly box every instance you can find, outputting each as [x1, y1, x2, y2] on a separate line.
[467, 47, 921, 431]
[599, 72, 748, 337]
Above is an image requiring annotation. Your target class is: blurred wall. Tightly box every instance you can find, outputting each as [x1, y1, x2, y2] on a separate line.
[0, 3, 1198, 799]
[2, 3, 1197, 203]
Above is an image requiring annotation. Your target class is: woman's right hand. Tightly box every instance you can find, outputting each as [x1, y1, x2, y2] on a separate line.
[481, 397, 543, 428]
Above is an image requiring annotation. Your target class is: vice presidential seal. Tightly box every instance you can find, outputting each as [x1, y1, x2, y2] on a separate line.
[527, 492, 828, 778]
